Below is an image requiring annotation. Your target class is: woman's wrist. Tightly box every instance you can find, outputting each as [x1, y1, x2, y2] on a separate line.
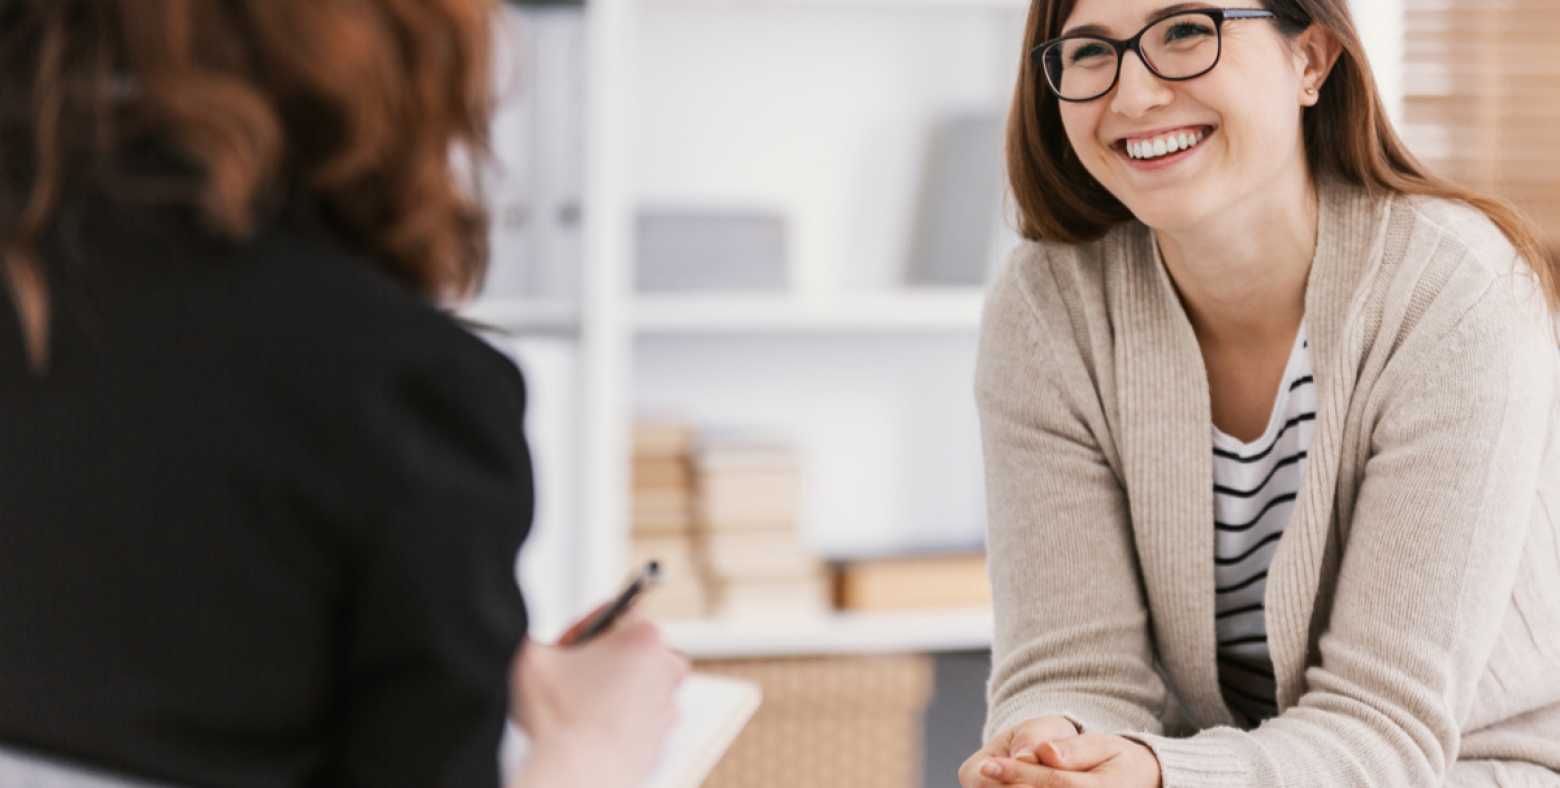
[512, 737, 593, 787]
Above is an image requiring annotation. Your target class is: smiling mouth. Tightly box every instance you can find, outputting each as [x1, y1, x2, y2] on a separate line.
[1114, 125, 1218, 162]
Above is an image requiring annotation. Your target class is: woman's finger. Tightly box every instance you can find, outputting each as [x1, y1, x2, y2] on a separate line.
[961, 753, 1057, 788]
[1036, 734, 1124, 772]
[1007, 716, 1082, 761]
[959, 733, 1009, 786]
[958, 752, 1012, 788]
[982, 756, 1087, 787]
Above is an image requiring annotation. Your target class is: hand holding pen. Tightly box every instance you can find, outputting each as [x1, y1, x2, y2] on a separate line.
[559, 560, 662, 646]
[509, 561, 689, 787]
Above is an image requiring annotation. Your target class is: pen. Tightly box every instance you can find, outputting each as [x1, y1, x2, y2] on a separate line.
[560, 560, 662, 647]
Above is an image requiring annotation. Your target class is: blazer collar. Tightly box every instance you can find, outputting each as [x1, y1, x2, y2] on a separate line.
[1109, 174, 1393, 725]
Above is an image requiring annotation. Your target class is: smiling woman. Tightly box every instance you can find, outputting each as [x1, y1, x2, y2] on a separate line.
[1004, 0, 1556, 311]
[964, 1, 1560, 787]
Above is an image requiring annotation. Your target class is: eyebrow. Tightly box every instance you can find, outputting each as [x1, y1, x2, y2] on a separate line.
[1061, 2, 1219, 37]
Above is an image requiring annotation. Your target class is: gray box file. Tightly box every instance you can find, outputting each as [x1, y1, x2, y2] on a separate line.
[635, 210, 789, 292]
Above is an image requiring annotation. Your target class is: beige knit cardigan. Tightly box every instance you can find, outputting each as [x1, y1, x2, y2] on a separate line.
[975, 174, 1560, 787]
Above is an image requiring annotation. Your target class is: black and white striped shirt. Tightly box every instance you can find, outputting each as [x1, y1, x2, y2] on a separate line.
[1212, 319, 1315, 726]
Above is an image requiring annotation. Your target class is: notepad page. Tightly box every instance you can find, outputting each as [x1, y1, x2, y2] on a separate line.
[502, 671, 762, 788]
[642, 672, 762, 788]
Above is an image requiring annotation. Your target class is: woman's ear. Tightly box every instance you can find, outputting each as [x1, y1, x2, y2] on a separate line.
[1291, 25, 1342, 105]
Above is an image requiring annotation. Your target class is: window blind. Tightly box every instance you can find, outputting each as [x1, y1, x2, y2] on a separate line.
[1402, 0, 1560, 253]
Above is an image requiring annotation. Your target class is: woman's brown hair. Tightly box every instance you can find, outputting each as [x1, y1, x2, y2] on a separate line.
[0, 0, 496, 313]
[1006, 0, 1560, 314]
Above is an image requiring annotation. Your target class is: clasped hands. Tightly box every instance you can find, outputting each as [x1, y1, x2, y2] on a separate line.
[958, 715, 1163, 788]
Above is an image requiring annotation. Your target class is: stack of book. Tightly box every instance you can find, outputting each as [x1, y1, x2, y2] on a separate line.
[631, 423, 709, 619]
[832, 551, 991, 612]
[695, 440, 830, 618]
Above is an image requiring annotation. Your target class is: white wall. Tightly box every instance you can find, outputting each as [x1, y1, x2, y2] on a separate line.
[496, 337, 583, 640]
[1350, 0, 1404, 124]
[633, 7, 1026, 292]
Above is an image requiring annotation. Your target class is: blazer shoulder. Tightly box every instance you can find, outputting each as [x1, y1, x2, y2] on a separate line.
[237, 228, 532, 517]
[243, 224, 524, 398]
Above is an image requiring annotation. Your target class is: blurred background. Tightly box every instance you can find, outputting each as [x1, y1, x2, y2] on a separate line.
[473, 0, 1558, 785]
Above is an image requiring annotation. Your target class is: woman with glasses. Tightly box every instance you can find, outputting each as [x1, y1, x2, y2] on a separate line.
[962, 1, 1560, 786]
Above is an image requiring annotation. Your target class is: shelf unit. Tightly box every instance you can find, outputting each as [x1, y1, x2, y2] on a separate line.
[468, 290, 986, 336]
[474, 0, 1407, 650]
[459, 298, 580, 336]
[633, 289, 985, 334]
[662, 608, 994, 659]
[464, 0, 1027, 644]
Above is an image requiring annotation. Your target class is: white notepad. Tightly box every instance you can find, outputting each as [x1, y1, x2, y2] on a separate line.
[642, 672, 762, 788]
[503, 671, 762, 788]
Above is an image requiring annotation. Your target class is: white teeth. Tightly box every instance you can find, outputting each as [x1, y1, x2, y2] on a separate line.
[1126, 128, 1208, 160]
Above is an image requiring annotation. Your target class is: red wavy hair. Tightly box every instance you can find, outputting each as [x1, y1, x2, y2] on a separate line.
[1, 0, 496, 309]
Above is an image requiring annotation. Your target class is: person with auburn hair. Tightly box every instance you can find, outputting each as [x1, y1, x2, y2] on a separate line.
[961, 1, 1559, 786]
[0, 1, 683, 787]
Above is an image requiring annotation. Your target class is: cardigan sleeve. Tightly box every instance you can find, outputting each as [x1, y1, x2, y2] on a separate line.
[1121, 276, 1557, 786]
[975, 257, 1170, 742]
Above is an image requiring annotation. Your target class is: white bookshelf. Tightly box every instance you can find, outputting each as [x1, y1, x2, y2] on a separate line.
[662, 608, 994, 659]
[480, 0, 1021, 645]
[490, 0, 1407, 652]
[460, 298, 580, 335]
[634, 289, 985, 334]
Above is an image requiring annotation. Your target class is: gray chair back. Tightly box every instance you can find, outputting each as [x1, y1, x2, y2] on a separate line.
[0, 746, 180, 788]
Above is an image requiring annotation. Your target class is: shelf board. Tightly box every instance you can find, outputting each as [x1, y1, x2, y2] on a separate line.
[633, 289, 986, 334]
[660, 607, 993, 659]
[458, 298, 580, 336]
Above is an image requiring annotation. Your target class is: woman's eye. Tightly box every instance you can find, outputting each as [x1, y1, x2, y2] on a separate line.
[1164, 22, 1214, 42]
[1069, 44, 1111, 65]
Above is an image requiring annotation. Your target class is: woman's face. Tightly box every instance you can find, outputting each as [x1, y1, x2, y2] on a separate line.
[1053, 0, 1314, 232]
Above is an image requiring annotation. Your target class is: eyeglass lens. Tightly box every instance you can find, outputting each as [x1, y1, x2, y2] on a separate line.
[1044, 13, 1222, 101]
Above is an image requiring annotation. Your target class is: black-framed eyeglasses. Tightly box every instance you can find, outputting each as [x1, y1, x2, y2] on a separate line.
[1031, 8, 1277, 103]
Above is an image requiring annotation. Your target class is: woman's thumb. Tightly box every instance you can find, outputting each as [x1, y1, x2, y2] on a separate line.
[1036, 734, 1115, 771]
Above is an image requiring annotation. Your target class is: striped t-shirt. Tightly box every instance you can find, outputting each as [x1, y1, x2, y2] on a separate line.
[1212, 319, 1315, 726]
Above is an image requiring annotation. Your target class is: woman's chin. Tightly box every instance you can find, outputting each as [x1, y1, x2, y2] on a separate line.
[1126, 204, 1198, 233]
[1121, 191, 1215, 233]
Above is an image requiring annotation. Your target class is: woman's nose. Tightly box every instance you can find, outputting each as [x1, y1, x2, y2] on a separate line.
[1109, 50, 1173, 117]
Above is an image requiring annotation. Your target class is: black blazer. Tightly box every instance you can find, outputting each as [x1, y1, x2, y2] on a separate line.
[0, 186, 533, 787]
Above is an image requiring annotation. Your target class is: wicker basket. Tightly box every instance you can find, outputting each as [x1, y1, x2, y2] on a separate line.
[695, 654, 935, 788]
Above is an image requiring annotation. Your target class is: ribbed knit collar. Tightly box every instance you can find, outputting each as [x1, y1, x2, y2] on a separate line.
[1108, 173, 1397, 726]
